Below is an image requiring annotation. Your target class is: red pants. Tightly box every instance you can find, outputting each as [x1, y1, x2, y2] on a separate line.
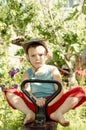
[4, 87, 86, 116]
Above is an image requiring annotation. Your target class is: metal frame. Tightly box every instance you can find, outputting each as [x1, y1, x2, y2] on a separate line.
[21, 79, 62, 130]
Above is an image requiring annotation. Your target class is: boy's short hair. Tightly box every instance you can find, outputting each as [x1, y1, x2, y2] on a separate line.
[23, 39, 49, 54]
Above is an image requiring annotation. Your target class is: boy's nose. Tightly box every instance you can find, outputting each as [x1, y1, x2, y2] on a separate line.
[36, 55, 40, 59]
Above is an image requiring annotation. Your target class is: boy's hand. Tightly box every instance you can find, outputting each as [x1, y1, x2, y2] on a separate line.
[36, 98, 46, 107]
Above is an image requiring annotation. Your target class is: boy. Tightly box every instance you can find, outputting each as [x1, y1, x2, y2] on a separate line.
[4, 39, 86, 126]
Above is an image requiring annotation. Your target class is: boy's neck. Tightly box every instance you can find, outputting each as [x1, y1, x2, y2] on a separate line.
[32, 64, 47, 74]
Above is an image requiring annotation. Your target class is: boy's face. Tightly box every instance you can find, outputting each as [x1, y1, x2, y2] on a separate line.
[26, 45, 48, 69]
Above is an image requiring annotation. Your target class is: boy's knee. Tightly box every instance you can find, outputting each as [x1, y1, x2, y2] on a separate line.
[6, 92, 13, 98]
[6, 92, 20, 104]
[6, 92, 15, 99]
[67, 97, 80, 107]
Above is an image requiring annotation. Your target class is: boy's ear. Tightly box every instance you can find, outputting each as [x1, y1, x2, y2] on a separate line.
[26, 54, 30, 61]
[47, 52, 52, 59]
[45, 52, 52, 62]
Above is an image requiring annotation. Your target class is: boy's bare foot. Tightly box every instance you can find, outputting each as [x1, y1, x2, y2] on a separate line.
[58, 120, 69, 127]
[50, 112, 70, 127]
[24, 113, 35, 124]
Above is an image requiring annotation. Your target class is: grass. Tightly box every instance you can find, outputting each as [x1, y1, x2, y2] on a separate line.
[57, 106, 86, 130]
[58, 124, 86, 130]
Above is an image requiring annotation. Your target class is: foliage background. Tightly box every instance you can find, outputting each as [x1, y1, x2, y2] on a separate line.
[0, 0, 86, 130]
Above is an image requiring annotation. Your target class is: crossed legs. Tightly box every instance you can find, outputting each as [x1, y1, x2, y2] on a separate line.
[50, 97, 82, 126]
[6, 92, 82, 126]
[6, 92, 35, 124]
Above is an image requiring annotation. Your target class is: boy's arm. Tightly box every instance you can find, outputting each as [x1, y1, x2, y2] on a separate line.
[52, 66, 63, 89]
[22, 71, 37, 99]
[22, 70, 30, 89]
[22, 71, 45, 107]
[48, 66, 63, 106]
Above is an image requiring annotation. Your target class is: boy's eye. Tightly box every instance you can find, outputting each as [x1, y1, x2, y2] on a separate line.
[39, 54, 45, 56]
[31, 54, 35, 57]
[31, 54, 45, 57]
